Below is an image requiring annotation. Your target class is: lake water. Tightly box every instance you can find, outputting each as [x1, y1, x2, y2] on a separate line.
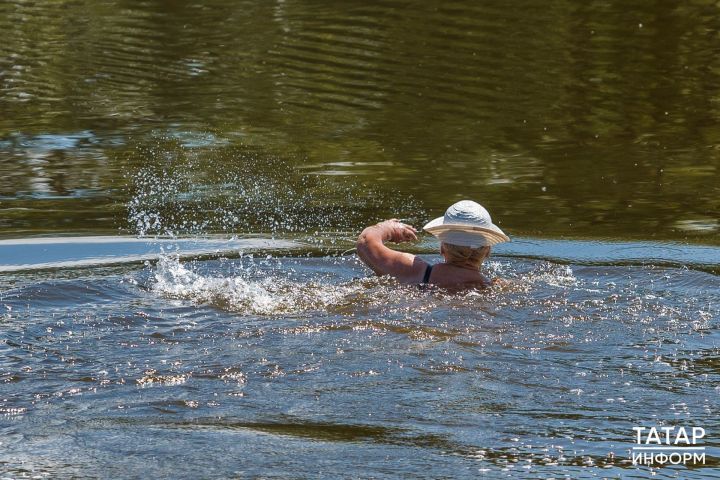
[1, 1, 719, 478]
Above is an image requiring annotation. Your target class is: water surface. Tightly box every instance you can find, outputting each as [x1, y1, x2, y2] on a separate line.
[0, 0, 718, 241]
[1, 248, 719, 478]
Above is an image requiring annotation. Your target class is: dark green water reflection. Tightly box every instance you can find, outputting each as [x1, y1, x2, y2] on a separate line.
[1, 0, 718, 241]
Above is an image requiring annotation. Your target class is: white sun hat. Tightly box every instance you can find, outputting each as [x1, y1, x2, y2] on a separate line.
[423, 200, 510, 247]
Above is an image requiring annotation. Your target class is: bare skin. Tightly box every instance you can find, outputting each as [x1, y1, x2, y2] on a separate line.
[356, 219, 492, 288]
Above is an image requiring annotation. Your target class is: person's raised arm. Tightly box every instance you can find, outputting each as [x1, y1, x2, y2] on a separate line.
[356, 219, 427, 282]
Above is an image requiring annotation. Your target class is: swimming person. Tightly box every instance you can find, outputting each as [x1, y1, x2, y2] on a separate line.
[356, 200, 510, 288]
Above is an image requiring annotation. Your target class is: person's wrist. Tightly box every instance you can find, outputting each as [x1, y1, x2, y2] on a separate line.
[373, 221, 395, 241]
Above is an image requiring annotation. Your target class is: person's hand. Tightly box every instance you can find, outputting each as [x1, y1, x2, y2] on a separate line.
[377, 219, 418, 243]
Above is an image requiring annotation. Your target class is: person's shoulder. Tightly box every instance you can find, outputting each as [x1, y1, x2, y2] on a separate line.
[393, 254, 430, 284]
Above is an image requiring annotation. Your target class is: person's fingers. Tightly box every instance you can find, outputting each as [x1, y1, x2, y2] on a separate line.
[403, 226, 417, 240]
[386, 223, 418, 242]
[400, 228, 416, 241]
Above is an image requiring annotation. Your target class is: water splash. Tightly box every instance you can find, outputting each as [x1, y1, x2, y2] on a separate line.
[527, 262, 577, 287]
[124, 137, 425, 238]
[150, 255, 381, 315]
[148, 253, 589, 319]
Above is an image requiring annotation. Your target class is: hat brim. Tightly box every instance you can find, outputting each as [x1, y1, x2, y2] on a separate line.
[423, 216, 510, 247]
